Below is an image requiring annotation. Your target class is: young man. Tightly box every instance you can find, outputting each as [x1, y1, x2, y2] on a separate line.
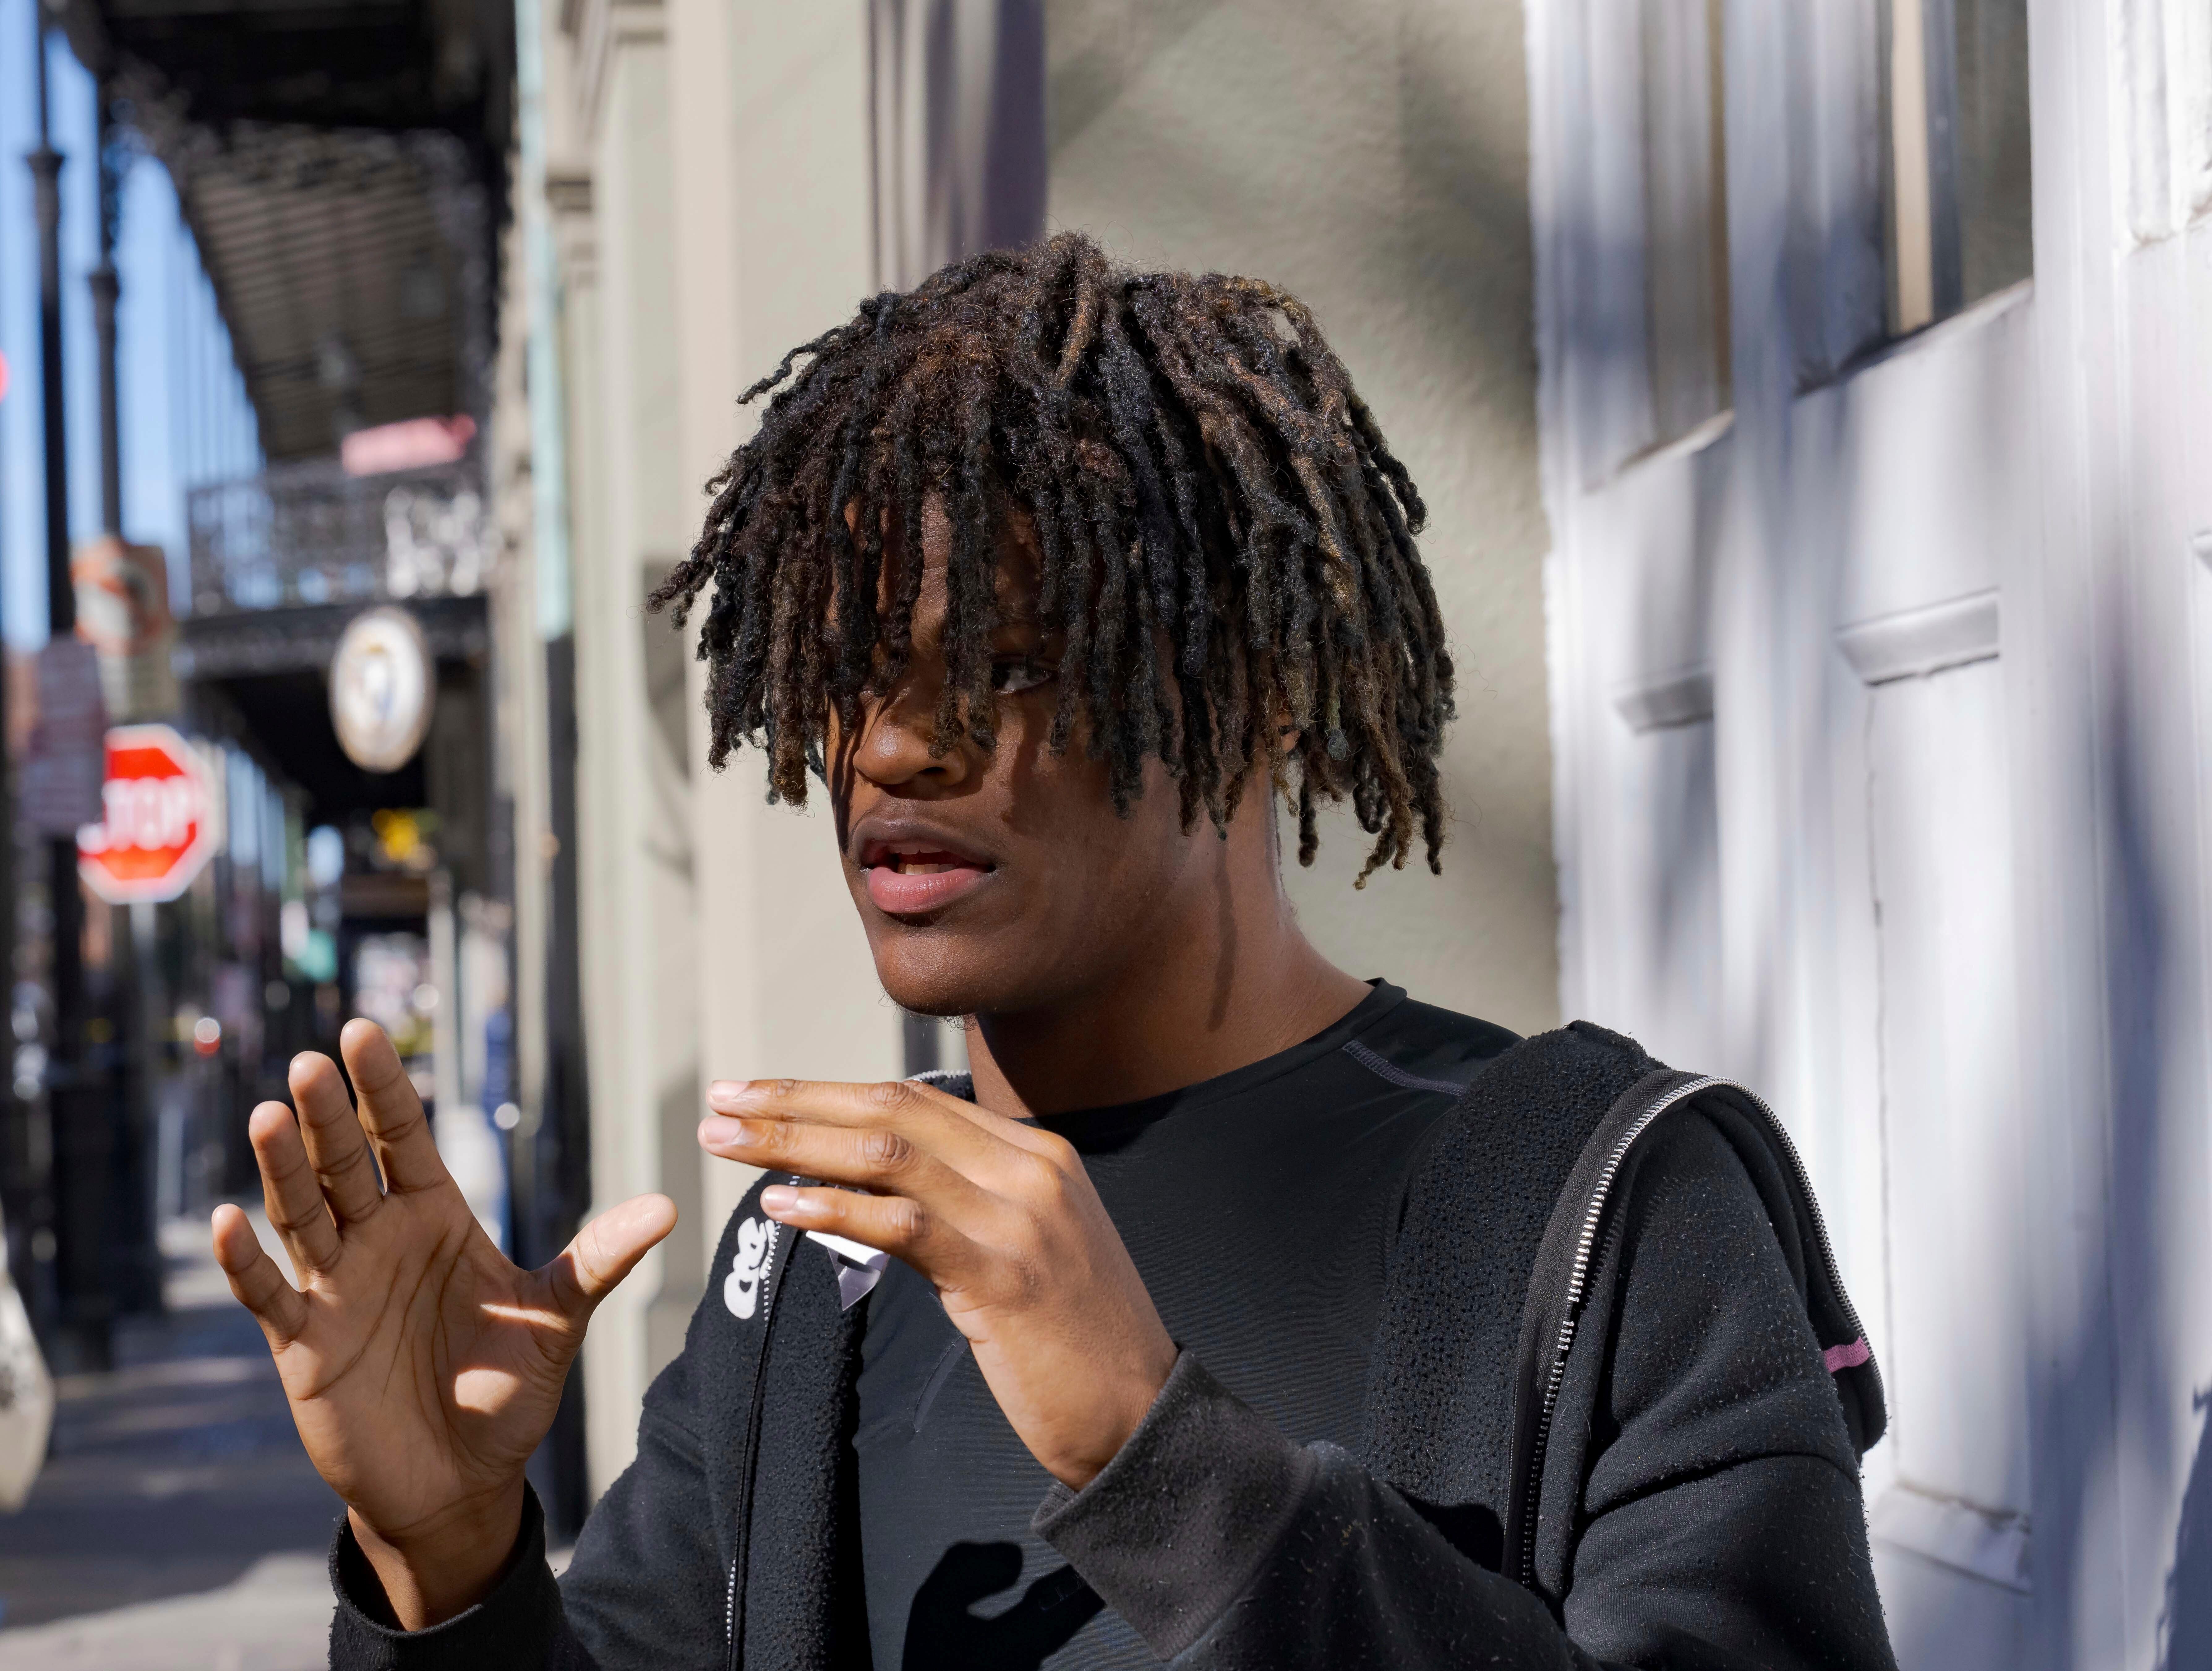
[215, 234, 1895, 1669]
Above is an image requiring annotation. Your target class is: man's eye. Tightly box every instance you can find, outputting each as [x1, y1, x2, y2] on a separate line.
[990, 658, 1055, 695]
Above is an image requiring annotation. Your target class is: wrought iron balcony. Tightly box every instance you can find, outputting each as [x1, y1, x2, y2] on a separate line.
[185, 455, 490, 621]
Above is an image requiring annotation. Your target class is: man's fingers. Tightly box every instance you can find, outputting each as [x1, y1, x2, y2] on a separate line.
[211, 1203, 309, 1346]
[700, 1114, 997, 1225]
[706, 1076, 1042, 1169]
[758, 1184, 981, 1284]
[288, 1053, 385, 1226]
[248, 1102, 342, 1277]
[338, 1019, 448, 1194]
[544, 1194, 677, 1323]
[709, 1076, 961, 1128]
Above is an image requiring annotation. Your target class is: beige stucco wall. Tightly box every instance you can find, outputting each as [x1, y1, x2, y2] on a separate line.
[528, 0, 905, 1497]
[1045, 0, 1560, 1033]
[560, 6, 717, 1492]
[664, 0, 905, 1269]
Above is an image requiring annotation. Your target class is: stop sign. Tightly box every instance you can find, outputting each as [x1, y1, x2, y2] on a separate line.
[78, 724, 219, 904]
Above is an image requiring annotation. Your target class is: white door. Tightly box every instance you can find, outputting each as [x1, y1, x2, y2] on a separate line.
[1531, 2, 2042, 1663]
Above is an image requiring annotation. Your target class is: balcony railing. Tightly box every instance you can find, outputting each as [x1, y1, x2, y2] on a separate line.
[186, 456, 490, 619]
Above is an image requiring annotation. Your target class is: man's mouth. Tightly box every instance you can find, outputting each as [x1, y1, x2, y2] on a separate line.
[858, 840, 995, 916]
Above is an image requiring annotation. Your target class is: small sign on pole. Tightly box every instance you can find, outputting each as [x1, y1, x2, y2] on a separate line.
[77, 724, 220, 904]
[21, 638, 110, 837]
[71, 535, 181, 721]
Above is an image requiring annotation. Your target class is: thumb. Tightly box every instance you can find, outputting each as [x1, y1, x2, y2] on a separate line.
[545, 1193, 678, 1323]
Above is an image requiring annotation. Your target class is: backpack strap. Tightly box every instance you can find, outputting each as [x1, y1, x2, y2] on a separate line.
[1502, 1066, 1887, 1596]
[1357, 1021, 1660, 1539]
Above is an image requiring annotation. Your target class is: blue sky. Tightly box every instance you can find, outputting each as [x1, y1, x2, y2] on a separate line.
[0, 0, 260, 647]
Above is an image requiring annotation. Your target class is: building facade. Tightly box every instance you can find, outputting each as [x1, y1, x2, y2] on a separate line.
[500, 3, 2211, 1666]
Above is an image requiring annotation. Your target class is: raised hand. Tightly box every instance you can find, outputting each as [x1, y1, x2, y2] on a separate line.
[700, 1077, 1176, 1488]
[212, 1019, 675, 1628]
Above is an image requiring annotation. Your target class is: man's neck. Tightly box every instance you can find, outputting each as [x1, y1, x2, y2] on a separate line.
[965, 820, 1371, 1118]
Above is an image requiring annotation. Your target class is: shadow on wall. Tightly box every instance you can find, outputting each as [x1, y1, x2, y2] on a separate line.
[2168, 1393, 2212, 1666]
[2096, 685, 2191, 1671]
[2044, 671, 2193, 1671]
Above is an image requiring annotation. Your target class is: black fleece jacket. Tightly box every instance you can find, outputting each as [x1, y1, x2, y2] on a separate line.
[327, 1023, 1897, 1670]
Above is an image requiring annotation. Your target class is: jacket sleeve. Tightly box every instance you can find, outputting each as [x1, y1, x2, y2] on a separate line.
[328, 1482, 597, 1670]
[327, 1333, 728, 1669]
[1032, 1116, 1896, 1671]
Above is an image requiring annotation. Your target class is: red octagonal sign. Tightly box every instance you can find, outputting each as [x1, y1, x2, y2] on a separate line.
[78, 724, 220, 904]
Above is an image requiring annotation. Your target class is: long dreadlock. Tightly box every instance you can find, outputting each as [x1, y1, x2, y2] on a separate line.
[649, 232, 1454, 883]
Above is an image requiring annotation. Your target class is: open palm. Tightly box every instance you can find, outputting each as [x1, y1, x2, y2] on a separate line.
[212, 1020, 673, 1570]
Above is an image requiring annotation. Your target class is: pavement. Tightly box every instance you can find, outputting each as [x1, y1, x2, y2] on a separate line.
[0, 1214, 342, 1668]
[0, 1553, 334, 1671]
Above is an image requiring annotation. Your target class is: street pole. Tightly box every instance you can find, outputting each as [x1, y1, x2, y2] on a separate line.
[29, 23, 68, 635]
[19, 0, 65, 1355]
[92, 90, 159, 1320]
[91, 114, 122, 539]
[31, 2, 105, 1371]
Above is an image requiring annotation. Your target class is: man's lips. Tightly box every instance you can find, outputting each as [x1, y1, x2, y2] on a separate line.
[858, 840, 994, 917]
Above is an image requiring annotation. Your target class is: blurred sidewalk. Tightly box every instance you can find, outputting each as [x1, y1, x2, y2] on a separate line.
[0, 1214, 340, 1668]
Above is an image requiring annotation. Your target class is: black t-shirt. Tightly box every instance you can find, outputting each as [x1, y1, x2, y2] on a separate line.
[852, 982, 1516, 1669]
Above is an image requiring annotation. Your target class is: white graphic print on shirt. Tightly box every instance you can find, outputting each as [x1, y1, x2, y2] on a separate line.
[725, 1217, 769, 1320]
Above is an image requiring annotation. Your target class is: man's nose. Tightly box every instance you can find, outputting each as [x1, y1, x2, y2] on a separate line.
[854, 680, 971, 792]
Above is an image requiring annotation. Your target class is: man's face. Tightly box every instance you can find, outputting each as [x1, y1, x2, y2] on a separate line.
[827, 498, 1222, 1020]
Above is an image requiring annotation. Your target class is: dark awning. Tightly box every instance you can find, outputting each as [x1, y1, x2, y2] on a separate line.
[58, 0, 509, 460]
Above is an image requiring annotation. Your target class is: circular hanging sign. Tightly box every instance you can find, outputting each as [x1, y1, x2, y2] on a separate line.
[78, 724, 218, 904]
[330, 607, 434, 772]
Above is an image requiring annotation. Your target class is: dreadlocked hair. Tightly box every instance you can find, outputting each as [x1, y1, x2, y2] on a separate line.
[649, 231, 1455, 884]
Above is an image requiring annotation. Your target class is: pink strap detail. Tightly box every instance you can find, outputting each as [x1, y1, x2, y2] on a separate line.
[1823, 1337, 1871, 1373]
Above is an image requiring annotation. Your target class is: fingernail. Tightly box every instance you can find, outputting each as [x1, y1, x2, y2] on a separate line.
[699, 1115, 748, 1148]
[707, 1080, 750, 1110]
[760, 1184, 798, 1214]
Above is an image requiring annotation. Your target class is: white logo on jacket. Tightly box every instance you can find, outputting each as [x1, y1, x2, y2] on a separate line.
[724, 1217, 769, 1319]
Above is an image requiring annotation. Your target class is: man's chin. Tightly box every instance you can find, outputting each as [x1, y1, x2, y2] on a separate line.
[872, 945, 1038, 1023]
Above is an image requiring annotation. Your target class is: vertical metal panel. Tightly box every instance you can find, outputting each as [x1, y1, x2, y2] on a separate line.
[870, 0, 1047, 290]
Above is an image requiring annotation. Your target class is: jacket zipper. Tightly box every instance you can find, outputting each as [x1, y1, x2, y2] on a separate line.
[724, 1192, 795, 1671]
[1511, 1076, 1874, 1589]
